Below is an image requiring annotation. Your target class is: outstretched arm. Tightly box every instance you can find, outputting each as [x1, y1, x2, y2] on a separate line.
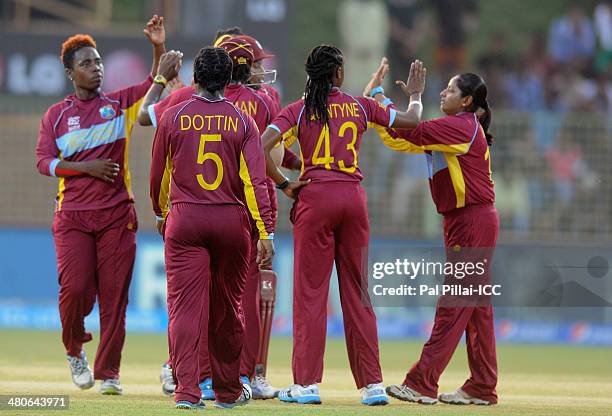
[364, 58, 426, 129]
[262, 127, 309, 199]
[137, 50, 183, 126]
[143, 15, 166, 77]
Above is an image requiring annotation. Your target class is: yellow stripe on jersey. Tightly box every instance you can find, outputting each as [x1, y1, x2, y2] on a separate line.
[369, 123, 425, 154]
[239, 152, 269, 239]
[57, 177, 66, 211]
[159, 149, 173, 220]
[444, 153, 466, 208]
[122, 97, 145, 200]
[422, 142, 470, 154]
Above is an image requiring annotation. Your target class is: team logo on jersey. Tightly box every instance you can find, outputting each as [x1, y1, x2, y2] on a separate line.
[67, 116, 80, 131]
[99, 104, 116, 119]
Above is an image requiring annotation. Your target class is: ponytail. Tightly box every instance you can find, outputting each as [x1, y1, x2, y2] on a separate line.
[478, 99, 493, 146]
[304, 45, 343, 125]
[456, 73, 494, 146]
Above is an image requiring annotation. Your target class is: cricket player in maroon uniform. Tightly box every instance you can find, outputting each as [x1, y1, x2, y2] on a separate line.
[365, 60, 498, 405]
[139, 34, 293, 399]
[261, 45, 427, 406]
[34, 16, 180, 395]
[150, 46, 275, 410]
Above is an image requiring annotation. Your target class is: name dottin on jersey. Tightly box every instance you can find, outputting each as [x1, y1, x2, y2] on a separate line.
[179, 114, 239, 132]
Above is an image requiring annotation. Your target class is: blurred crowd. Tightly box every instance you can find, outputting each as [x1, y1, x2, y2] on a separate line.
[336, 0, 612, 242]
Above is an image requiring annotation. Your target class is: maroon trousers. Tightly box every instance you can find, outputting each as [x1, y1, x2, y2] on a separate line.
[197, 183, 278, 381]
[165, 203, 251, 404]
[53, 202, 137, 380]
[195, 233, 259, 382]
[291, 181, 382, 388]
[404, 203, 499, 403]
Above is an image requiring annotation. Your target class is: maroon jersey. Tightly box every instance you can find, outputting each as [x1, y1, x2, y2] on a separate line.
[260, 84, 281, 114]
[270, 88, 396, 182]
[150, 95, 273, 239]
[35, 76, 153, 211]
[149, 84, 276, 134]
[377, 112, 495, 213]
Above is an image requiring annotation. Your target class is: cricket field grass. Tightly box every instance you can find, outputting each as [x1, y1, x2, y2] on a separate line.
[0, 329, 611, 415]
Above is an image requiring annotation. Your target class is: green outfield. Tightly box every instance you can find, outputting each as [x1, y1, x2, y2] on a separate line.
[0, 330, 611, 415]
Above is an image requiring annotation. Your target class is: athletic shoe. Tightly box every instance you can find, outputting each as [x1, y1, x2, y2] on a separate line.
[199, 377, 214, 401]
[175, 400, 206, 410]
[66, 350, 94, 390]
[213, 381, 252, 408]
[251, 374, 280, 399]
[278, 384, 321, 404]
[361, 382, 389, 406]
[100, 378, 123, 395]
[438, 388, 492, 405]
[160, 363, 175, 396]
[386, 384, 437, 405]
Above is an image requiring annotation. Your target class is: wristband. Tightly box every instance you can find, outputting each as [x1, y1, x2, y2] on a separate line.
[263, 233, 275, 240]
[370, 86, 384, 98]
[153, 74, 168, 86]
[382, 97, 393, 106]
[276, 179, 290, 190]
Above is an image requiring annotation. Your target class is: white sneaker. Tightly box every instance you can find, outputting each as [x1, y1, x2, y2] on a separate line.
[66, 350, 94, 390]
[251, 374, 280, 399]
[100, 378, 123, 395]
[361, 382, 389, 406]
[213, 382, 252, 408]
[160, 363, 175, 396]
[278, 384, 321, 404]
[386, 384, 437, 405]
[438, 388, 492, 405]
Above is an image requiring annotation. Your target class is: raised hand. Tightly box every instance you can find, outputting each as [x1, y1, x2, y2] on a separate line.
[166, 76, 185, 94]
[143, 15, 165, 46]
[84, 159, 120, 183]
[396, 59, 427, 97]
[157, 50, 183, 81]
[363, 57, 389, 97]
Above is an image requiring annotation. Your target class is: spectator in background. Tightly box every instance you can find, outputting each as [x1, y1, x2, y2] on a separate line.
[432, 0, 478, 78]
[594, 1, 612, 72]
[385, 0, 429, 102]
[477, 32, 510, 108]
[338, 0, 389, 94]
[548, 4, 595, 70]
[505, 57, 546, 111]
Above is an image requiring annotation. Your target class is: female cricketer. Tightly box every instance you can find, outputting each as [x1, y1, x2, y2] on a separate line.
[138, 35, 289, 399]
[260, 45, 427, 406]
[149, 46, 275, 410]
[34, 16, 179, 395]
[365, 61, 498, 406]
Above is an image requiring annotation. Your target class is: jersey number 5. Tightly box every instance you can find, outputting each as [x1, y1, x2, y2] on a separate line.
[197, 134, 223, 191]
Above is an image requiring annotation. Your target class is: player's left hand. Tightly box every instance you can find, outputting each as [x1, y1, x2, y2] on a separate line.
[363, 57, 389, 97]
[144, 15, 165, 46]
[156, 218, 165, 236]
[257, 239, 275, 269]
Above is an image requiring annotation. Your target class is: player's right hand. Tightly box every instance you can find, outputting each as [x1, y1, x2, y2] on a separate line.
[257, 239, 275, 269]
[363, 57, 389, 97]
[397, 59, 426, 97]
[282, 179, 311, 199]
[85, 159, 120, 183]
[158, 50, 183, 81]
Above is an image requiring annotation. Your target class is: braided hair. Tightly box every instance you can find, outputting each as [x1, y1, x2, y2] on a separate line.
[304, 45, 343, 125]
[456, 73, 494, 146]
[193, 47, 233, 94]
